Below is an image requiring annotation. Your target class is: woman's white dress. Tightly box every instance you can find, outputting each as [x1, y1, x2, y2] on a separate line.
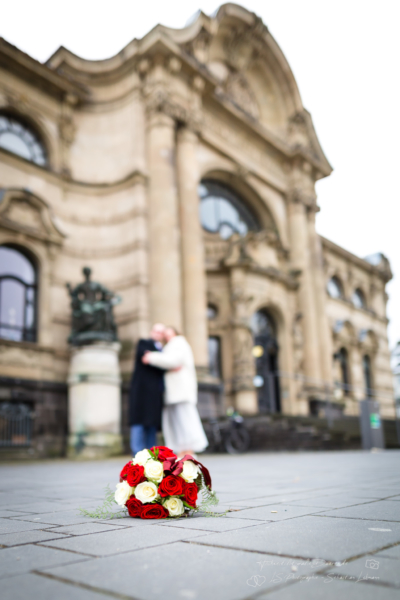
[162, 402, 208, 453]
[146, 335, 208, 453]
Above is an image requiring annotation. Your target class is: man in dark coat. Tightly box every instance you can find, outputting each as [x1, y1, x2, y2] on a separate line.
[129, 323, 166, 455]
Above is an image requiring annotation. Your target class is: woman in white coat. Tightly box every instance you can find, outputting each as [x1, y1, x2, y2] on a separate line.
[142, 326, 208, 458]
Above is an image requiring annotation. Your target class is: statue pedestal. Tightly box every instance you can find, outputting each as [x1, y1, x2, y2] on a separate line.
[67, 342, 123, 459]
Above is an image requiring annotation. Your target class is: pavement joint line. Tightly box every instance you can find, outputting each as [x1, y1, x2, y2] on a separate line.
[180, 539, 337, 563]
[310, 514, 400, 523]
[158, 521, 269, 533]
[0, 534, 77, 548]
[32, 570, 136, 600]
[182, 538, 400, 567]
[34, 541, 100, 558]
[37, 531, 215, 558]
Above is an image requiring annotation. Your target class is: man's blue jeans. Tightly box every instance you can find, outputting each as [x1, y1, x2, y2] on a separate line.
[130, 424, 157, 456]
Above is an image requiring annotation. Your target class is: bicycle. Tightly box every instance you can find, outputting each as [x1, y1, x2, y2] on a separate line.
[207, 409, 250, 454]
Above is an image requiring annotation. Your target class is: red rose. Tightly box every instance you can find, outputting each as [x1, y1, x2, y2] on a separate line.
[141, 504, 168, 519]
[158, 475, 184, 498]
[151, 446, 177, 462]
[126, 464, 146, 487]
[126, 497, 143, 518]
[184, 482, 198, 507]
[120, 461, 132, 481]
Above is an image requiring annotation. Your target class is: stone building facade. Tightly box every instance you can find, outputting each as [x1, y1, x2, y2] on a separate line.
[0, 4, 394, 454]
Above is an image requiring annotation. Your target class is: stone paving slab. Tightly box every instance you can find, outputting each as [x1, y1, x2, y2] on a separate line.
[0, 518, 52, 535]
[224, 503, 327, 521]
[0, 543, 88, 579]
[0, 529, 68, 547]
[283, 495, 382, 509]
[10, 510, 103, 526]
[192, 515, 400, 562]
[257, 577, 398, 599]
[45, 522, 128, 536]
[318, 500, 400, 522]
[1, 450, 400, 599]
[376, 544, 400, 559]
[0, 509, 34, 518]
[39, 523, 212, 556]
[159, 515, 265, 532]
[40, 541, 325, 600]
[1, 573, 113, 600]
[329, 553, 400, 588]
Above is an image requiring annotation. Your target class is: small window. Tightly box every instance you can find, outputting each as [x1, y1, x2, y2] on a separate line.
[0, 114, 47, 166]
[352, 288, 366, 309]
[0, 246, 38, 342]
[337, 347, 350, 394]
[208, 336, 222, 379]
[199, 180, 259, 239]
[363, 355, 372, 397]
[327, 276, 343, 299]
[207, 304, 218, 320]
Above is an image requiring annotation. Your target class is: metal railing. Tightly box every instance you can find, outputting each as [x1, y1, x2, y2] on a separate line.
[0, 402, 33, 447]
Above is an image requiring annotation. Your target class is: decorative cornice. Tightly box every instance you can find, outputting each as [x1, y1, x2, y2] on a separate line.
[321, 236, 392, 282]
[0, 37, 89, 102]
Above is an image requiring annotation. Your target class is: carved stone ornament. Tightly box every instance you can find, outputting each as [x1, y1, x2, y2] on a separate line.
[145, 87, 202, 132]
[223, 16, 268, 71]
[184, 26, 212, 64]
[59, 114, 76, 145]
[224, 71, 259, 120]
[66, 267, 121, 346]
[0, 188, 66, 246]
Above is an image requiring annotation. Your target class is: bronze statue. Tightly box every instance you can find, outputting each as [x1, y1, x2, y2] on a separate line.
[66, 267, 121, 346]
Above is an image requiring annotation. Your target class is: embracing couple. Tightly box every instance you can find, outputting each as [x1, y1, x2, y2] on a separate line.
[128, 324, 208, 459]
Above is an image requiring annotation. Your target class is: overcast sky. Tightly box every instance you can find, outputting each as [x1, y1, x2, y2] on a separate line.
[3, 1, 399, 348]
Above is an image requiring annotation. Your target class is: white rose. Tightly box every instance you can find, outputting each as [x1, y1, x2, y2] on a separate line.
[163, 496, 185, 517]
[134, 481, 159, 504]
[180, 460, 200, 483]
[133, 449, 152, 466]
[115, 481, 134, 506]
[144, 459, 164, 483]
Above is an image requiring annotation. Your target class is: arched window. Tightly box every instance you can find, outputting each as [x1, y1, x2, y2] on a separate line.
[352, 288, 366, 309]
[198, 180, 259, 239]
[207, 304, 218, 320]
[0, 246, 37, 342]
[251, 309, 280, 413]
[0, 113, 47, 166]
[363, 355, 372, 397]
[337, 347, 350, 394]
[327, 276, 344, 299]
[251, 309, 276, 337]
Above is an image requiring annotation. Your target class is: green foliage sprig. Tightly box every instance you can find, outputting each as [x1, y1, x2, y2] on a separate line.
[79, 485, 127, 520]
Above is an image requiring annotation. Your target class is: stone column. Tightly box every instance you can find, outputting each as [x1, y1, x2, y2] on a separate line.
[230, 266, 258, 414]
[288, 198, 321, 386]
[146, 110, 182, 330]
[307, 209, 333, 387]
[176, 126, 208, 369]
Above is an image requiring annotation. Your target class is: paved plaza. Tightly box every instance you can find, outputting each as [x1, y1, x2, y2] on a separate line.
[0, 450, 399, 600]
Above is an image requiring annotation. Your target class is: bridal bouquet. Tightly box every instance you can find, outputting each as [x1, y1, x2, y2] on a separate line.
[81, 446, 219, 520]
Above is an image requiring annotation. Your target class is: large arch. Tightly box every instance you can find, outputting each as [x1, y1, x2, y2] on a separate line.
[199, 168, 281, 239]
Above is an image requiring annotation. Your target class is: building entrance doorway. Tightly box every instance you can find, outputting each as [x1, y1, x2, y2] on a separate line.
[251, 309, 281, 413]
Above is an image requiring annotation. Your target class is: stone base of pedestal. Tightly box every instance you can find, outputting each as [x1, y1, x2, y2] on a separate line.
[68, 342, 122, 459]
[68, 432, 123, 459]
[235, 390, 258, 415]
